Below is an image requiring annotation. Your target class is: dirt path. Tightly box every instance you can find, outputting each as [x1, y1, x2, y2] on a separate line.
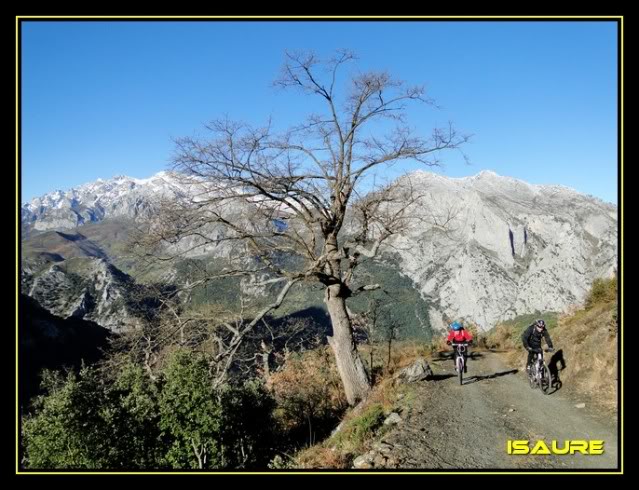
[371, 350, 619, 470]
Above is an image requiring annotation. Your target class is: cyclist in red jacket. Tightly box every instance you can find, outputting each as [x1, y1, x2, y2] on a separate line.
[446, 321, 473, 372]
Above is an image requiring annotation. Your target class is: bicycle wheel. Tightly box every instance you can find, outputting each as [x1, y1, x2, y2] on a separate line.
[528, 365, 536, 389]
[457, 356, 464, 385]
[541, 363, 552, 394]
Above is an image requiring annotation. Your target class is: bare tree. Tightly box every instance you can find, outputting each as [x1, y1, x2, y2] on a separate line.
[108, 277, 303, 389]
[139, 50, 468, 405]
[355, 297, 402, 375]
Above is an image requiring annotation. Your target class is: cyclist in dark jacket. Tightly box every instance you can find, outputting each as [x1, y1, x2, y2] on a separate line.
[522, 319, 554, 373]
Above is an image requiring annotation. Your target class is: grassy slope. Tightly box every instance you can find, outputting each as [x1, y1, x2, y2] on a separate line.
[545, 302, 618, 412]
[484, 311, 559, 350]
[486, 278, 618, 413]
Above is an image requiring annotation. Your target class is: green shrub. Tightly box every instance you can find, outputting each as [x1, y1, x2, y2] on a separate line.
[22, 365, 164, 469]
[22, 351, 277, 470]
[22, 367, 111, 469]
[158, 350, 225, 469]
[218, 380, 277, 468]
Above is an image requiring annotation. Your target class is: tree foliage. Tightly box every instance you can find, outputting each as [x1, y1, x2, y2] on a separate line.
[22, 351, 276, 470]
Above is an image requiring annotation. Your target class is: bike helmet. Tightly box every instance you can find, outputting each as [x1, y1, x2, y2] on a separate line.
[535, 319, 546, 329]
[450, 321, 462, 331]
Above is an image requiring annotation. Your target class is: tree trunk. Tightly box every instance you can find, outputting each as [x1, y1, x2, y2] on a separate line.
[261, 352, 271, 381]
[325, 284, 371, 405]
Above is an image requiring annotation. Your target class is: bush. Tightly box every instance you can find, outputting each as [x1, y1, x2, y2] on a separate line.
[158, 350, 223, 469]
[585, 276, 617, 310]
[22, 367, 111, 469]
[103, 363, 164, 468]
[158, 349, 277, 469]
[22, 365, 164, 469]
[267, 347, 347, 447]
[22, 350, 277, 470]
[218, 380, 277, 468]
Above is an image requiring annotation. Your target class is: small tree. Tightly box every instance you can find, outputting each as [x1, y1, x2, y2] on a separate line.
[21, 365, 164, 470]
[217, 380, 277, 468]
[356, 297, 402, 375]
[141, 50, 468, 404]
[22, 368, 111, 469]
[158, 350, 223, 469]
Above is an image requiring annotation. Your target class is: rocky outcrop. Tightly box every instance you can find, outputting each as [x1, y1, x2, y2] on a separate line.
[388, 170, 617, 330]
[19, 294, 111, 406]
[24, 258, 142, 332]
[352, 441, 401, 469]
[394, 358, 434, 383]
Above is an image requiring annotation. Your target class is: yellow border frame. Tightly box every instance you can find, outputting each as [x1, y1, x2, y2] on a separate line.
[15, 14, 623, 476]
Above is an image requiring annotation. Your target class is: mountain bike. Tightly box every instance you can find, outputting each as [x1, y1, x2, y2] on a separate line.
[451, 342, 471, 385]
[527, 348, 553, 394]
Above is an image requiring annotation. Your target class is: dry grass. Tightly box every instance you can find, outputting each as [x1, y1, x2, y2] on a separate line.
[293, 446, 352, 469]
[485, 278, 618, 413]
[427, 334, 450, 355]
[549, 303, 618, 412]
[289, 341, 428, 469]
[267, 346, 347, 436]
[486, 324, 520, 351]
[388, 341, 432, 370]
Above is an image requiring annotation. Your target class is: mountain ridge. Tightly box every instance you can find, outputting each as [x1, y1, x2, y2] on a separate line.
[21, 169, 618, 331]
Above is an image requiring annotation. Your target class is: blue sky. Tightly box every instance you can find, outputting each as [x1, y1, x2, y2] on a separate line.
[21, 20, 619, 203]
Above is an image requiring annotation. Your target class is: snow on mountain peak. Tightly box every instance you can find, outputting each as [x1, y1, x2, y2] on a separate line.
[21, 168, 617, 331]
[22, 171, 189, 230]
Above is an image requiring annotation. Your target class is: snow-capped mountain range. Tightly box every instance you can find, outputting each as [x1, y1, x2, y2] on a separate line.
[21, 172, 191, 231]
[21, 170, 618, 331]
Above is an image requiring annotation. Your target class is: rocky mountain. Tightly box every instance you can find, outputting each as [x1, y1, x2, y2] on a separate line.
[22, 172, 188, 231]
[22, 255, 151, 332]
[21, 170, 618, 332]
[387, 170, 617, 331]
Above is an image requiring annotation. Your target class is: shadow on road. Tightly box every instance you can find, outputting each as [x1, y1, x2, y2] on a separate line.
[431, 351, 484, 362]
[430, 351, 454, 362]
[428, 374, 457, 381]
[547, 378, 564, 395]
[463, 369, 519, 385]
[548, 349, 566, 394]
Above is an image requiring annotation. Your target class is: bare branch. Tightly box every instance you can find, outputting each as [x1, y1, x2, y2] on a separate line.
[134, 50, 469, 405]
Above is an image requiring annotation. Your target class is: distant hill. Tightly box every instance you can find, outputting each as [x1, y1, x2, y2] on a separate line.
[19, 294, 111, 408]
